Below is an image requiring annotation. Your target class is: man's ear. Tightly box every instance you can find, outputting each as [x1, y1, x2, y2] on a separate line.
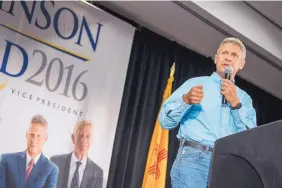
[71, 134, 75, 144]
[214, 53, 218, 65]
[239, 59, 246, 70]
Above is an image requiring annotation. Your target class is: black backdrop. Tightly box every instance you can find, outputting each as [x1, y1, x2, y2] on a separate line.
[88, 2, 282, 188]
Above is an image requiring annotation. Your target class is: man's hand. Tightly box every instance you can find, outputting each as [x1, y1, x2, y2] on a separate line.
[221, 79, 240, 107]
[183, 85, 204, 104]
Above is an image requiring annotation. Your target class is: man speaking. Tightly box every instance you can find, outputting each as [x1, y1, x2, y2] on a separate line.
[159, 37, 257, 188]
[0, 114, 59, 188]
[51, 120, 103, 188]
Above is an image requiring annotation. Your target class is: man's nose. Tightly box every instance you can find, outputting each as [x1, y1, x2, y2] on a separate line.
[31, 136, 37, 142]
[81, 136, 87, 142]
[225, 56, 232, 61]
[225, 54, 233, 61]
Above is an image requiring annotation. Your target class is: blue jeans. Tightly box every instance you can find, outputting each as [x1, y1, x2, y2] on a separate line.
[170, 142, 212, 188]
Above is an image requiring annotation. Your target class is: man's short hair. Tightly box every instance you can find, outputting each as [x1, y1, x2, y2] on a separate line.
[217, 37, 247, 60]
[73, 120, 93, 135]
[30, 114, 48, 129]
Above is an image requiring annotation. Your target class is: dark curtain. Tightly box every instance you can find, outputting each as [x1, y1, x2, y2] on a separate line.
[106, 29, 174, 188]
[235, 77, 282, 125]
[106, 28, 282, 188]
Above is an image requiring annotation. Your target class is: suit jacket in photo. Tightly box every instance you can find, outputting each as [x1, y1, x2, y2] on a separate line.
[50, 153, 103, 188]
[0, 151, 59, 188]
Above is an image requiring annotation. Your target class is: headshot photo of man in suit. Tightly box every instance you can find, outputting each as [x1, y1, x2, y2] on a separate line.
[51, 120, 103, 188]
[0, 114, 59, 188]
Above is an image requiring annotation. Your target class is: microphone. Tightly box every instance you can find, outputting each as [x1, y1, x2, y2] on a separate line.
[222, 66, 233, 105]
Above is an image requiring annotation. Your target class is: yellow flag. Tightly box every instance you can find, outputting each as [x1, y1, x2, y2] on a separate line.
[142, 63, 175, 188]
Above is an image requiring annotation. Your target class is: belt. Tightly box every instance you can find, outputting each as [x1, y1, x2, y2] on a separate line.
[182, 140, 213, 152]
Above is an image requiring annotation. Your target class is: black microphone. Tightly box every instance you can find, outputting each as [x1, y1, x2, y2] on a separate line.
[222, 66, 233, 105]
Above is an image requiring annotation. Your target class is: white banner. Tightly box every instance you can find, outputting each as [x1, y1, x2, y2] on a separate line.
[0, 1, 134, 187]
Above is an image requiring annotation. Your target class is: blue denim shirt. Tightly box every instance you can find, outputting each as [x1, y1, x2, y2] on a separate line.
[159, 72, 257, 147]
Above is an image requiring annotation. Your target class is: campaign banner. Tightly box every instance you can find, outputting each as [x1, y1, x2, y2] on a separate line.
[0, 1, 135, 187]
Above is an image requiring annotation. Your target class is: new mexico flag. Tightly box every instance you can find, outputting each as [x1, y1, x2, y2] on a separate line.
[142, 63, 175, 188]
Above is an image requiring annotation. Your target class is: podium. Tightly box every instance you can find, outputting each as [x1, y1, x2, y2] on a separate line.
[208, 120, 282, 188]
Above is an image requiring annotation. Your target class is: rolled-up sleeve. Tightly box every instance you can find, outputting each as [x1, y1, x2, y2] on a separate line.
[231, 92, 257, 132]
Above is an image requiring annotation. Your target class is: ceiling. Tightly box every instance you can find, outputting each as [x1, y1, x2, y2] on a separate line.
[97, 1, 282, 100]
[247, 1, 282, 29]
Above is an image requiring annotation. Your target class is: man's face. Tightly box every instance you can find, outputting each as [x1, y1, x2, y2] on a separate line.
[72, 125, 93, 156]
[215, 43, 245, 76]
[26, 123, 48, 157]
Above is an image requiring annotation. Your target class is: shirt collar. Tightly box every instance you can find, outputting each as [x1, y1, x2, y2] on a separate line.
[71, 152, 87, 169]
[210, 72, 235, 84]
[26, 151, 41, 166]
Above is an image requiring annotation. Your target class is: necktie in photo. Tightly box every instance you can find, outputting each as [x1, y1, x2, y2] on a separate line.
[26, 159, 34, 182]
[71, 161, 82, 188]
